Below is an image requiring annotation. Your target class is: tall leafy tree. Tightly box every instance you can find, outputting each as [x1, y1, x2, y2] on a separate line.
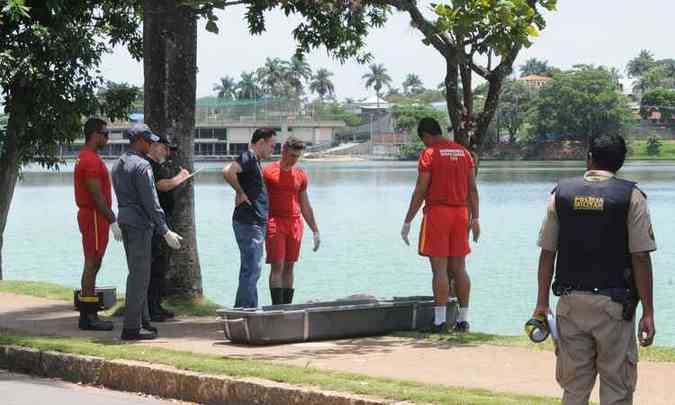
[402, 73, 424, 96]
[287, 55, 312, 98]
[362, 63, 392, 105]
[237, 71, 259, 100]
[309, 68, 335, 102]
[626, 49, 656, 78]
[495, 80, 535, 143]
[377, 0, 557, 153]
[144, 0, 388, 297]
[519, 58, 555, 77]
[0, 1, 141, 280]
[213, 76, 237, 99]
[527, 65, 631, 141]
[257, 57, 291, 97]
[97, 81, 143, 121]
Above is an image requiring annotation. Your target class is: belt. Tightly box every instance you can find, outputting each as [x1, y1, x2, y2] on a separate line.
[559, 287, 630, 298]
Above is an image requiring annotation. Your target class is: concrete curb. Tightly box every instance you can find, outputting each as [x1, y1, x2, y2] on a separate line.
[0, 345, 405, 405]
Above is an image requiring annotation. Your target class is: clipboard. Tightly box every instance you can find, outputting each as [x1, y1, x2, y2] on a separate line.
[184, 167, 205, 181]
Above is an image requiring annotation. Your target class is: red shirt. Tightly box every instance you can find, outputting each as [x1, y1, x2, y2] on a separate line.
[263, 161, 308, 218]
[74, 148, 112, 211]
[418, 139, 474, 207]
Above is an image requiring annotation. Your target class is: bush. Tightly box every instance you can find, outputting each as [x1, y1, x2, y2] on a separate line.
[646, 135, 662, 156]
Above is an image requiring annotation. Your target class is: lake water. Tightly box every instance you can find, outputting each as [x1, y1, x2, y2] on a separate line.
[5, 160, 675, 345]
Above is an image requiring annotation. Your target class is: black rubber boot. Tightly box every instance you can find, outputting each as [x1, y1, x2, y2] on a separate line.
[78, 299, 114, 331]
[121, 328, 157, 341]
[283, 288, 295, 304]
[270, 288, 284, 305]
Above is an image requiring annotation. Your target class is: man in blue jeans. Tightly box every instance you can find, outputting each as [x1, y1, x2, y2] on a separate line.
[223, 128, 277, 308]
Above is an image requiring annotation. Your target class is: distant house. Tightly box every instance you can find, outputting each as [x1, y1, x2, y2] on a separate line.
[518, 74, 553, 90]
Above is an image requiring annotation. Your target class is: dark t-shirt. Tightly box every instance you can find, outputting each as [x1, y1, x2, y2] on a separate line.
[148, 157, 174, 217]
[232, 150, 268, 224]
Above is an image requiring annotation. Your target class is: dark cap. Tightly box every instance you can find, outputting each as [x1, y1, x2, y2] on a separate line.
[157, 133, 178, 150]
[125, 123, 160, 143]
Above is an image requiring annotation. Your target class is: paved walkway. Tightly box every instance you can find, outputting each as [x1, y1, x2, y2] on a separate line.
[1, 293, 673, 404]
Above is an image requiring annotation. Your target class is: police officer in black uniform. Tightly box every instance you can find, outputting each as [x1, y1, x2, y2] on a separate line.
[533, 134, 656, 405]
[146, 135, 190, 321]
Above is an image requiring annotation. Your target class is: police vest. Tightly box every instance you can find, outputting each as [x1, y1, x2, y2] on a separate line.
[554, 176, 638, 290]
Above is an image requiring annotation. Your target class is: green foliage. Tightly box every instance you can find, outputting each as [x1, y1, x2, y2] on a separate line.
[362, 63, 392, 98]
[527, 65, 632, 141]
[309, 68, 335, 100]
[433, 0, 557, 58]
[496, 79, 535, 142]
[627, 49, 656, 78]
[97, 81, 142, 121]
[640, 88, 675, 126]
[316, 102, 361, 127]
[646, 135, 662, 156]
[402, 73, 424, 96]
[0, 1, 141, 168]
[519, 58, 559, 77]
[213, 76, 237, 99]
[394, 104, 449, 160]
[636, 64, 675, 93]
[237, 71, 259, 100]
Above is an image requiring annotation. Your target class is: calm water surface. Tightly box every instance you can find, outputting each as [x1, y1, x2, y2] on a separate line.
[6, 160, 675, 345]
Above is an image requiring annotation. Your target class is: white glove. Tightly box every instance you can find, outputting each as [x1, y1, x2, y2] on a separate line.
[312, 231, 321, 252]
[164, 230, 183, 250]
[401, 222, 411, 246]
[111, 222, 123, 242]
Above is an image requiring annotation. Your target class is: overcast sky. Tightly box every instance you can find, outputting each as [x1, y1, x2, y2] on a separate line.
[100, 0, 675, 100]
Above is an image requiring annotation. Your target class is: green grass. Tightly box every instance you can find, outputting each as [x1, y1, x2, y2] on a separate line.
[0, 280, 73, 301]
[0, 280, 220, 318]
[628, 140, 675, 160]
[396, 331, 675, 363]
[0, 331, 559, 405]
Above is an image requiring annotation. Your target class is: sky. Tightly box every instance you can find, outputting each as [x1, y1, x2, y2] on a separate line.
[100, 0, 675, 100]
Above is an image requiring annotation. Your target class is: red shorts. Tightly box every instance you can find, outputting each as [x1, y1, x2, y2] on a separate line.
[266, 216, 304, 264]
[78, 208, 110, 259]
[418, 205, 470, 257]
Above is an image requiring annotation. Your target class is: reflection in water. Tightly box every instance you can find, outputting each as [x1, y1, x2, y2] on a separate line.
[7, 161, 675, 345]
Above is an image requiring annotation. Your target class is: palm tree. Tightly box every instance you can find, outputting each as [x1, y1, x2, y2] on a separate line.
[519, 58, 551, 77]
[362, 63, 392, 107]
[237, 71, 259, 100]
[257, 57, 289, 97]
[402, 73, 424, 96]
[309, 68, 335, 102]
[626, 49, 655, 79]
[287, 56, 312, 99]
[213, 76, 237, 100]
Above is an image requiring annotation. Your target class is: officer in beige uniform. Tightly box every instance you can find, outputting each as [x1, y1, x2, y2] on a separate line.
[532, 134, 656, 405]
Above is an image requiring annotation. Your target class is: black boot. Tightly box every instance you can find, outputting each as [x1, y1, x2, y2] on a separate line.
[78, 298, 114, 331]
[270, 288, 284, 305]
[121, 328, 157, 341]
[142, 321, 158, 333]
[283, 288, 295, 304]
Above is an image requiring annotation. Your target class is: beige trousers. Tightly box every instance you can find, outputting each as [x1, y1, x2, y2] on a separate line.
[555, 293, 638, 405]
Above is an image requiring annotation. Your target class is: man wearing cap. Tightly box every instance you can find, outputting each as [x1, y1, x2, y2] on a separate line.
[74, 117, 121, 331]
[146, 135, 190, 321]
[112, 123, 183, 340]
[263, 136, 320, 305]
[532, 134, 656, 405]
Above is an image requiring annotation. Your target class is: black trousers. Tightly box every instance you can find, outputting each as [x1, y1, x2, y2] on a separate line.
[148, 232, 170, 314]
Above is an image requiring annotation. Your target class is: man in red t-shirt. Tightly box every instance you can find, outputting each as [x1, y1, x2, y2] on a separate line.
[401, 117, 480, 333]
[263, 136, 320, 305]
[73, 118, 122, 331]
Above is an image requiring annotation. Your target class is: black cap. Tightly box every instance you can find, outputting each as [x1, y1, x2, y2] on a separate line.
[157, 133, 178, 150]
[125, 123, 160, 143]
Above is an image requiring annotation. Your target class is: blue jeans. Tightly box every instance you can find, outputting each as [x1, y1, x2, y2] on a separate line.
[233, 221, 266, 308]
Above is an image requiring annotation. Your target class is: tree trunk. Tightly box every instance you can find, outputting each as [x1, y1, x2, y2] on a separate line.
[164, 2, 203, 298]
[0, 83, 28, 280]
[143, 0, 170, 133]
[444, 55, 465, 146]
[476, 76, 506, 151]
